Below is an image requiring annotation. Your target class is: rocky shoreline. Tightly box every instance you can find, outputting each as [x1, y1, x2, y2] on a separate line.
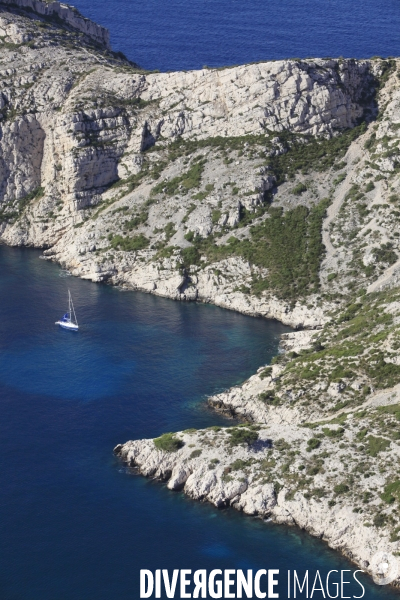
[114, 424, 400, 588]
[2, 1, 400, 588]
[114, 317, 400, 588]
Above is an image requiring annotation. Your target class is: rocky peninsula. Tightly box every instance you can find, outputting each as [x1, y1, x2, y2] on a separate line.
[2, 0, 400, 586]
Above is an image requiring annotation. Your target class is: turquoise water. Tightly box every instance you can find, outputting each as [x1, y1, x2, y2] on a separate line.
[73, 0, 400, 71]
[0, 246, 399, 599]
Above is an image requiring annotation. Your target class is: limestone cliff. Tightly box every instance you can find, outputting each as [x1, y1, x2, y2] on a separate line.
[0, 4, 381, 324]
[0, 0, 110, 48]
[3, 4, 400, 584]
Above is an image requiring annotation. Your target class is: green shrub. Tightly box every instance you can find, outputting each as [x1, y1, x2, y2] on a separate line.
[182, 203, 196, 223]
[329, 365, 355, 382]
[227, 428, 259, 447]
[163, 124, 365, 187]
[390, 527, 400, 542]
[164, 222, 176, 241]
[365, 181, 375, 193]
[373, 513, 386, 528]
[339, 303, 362, 322]
[377, 404, 400, 420]
[333, 174, 346, 186]
[154, 433, 184, 452]
[230, 458, 253, 471]
[274, 438, 290, 451]
[211, 209, 222, 224]
[19, 186, 45, 209]
[372, 243, 397, 266]
[151, 159, 206, 196]
[356, 428, 369, 441]
[109, 233, 149, 252]
[334, 483, 349, 494]
[189, 449, 202, 459]
[202, 199, 330, 300]
[285, 489, 296, 501]
[291, 182, 307, 195]
[184, 231, 196, 242]
[364, 133, 376, 150]
[267, 123, 366, 182]
[192, 191, 208, 201]
[312, 487, 327, 498]
[322, 427, 344, 438]
[307, 465, 321, 476]
[259, 367, 273, 379]
[307, 438, 321, 452]
[332, 161, 347, 171]
[124, 210, 148, 230]
[259, 390, 280, 405]
[381, 480, 400, 504]
[366, 353, 400, 389]
[181, 246, 200, 268]
[221, 466, 233, 482]
[366, 435, 390, 457]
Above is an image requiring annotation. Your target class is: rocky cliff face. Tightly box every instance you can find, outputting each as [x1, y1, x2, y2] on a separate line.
[0, 0, 110, 48]
[141, 58, 374, 139]
[0, 5, 381, 325]
[3, 5, 400, 583]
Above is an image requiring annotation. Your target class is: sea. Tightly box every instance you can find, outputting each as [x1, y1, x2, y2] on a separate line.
[72, 0, 400, 72]
[2, 1, 400, 597]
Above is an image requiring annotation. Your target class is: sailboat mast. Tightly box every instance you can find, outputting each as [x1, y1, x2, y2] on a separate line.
[69, 290, 78, 326]
[73, 299, 78, 326]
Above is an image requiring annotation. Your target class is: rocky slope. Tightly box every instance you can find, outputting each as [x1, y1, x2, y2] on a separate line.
[1, 0, 110, 47]
[0, 0, 381, 326]
[2, 1, 400, 584]
[115, 415, 400, 587]
[115, 315, 400, 586]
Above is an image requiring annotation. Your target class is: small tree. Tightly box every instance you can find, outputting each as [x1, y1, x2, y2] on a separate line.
[154, 433, 183, 452]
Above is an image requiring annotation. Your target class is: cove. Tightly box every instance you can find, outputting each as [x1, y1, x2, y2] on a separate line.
[0, 245, 398, 599]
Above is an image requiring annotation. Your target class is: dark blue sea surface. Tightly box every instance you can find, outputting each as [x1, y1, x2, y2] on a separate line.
[72, 0, 400, 71]
[0, 246, 399, 599]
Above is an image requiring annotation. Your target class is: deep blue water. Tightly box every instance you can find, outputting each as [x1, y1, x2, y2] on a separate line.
[72, 0, 400, 71]
[0, 246, 399, 599]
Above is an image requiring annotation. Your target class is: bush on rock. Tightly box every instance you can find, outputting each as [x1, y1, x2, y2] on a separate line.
[154, 433, 184, 452]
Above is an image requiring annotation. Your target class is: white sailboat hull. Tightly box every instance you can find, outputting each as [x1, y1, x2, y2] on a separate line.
[55, 320, 79, 331]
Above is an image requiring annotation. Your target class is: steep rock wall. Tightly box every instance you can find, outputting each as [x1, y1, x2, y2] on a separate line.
[0, 0, 110, 48]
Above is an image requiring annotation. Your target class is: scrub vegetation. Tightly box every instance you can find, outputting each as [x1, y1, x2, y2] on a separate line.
[154, 433, 184, 452]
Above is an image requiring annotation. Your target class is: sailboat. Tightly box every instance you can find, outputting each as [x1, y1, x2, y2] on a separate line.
[55, 290, 79, 331]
